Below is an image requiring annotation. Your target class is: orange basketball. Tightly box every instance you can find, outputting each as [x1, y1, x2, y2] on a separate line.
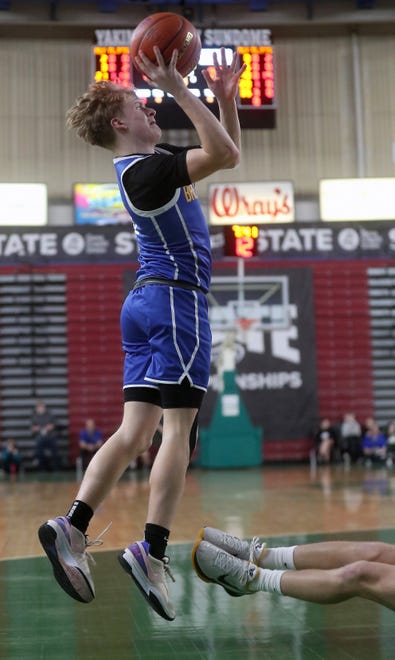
[130, 12, 201, 78]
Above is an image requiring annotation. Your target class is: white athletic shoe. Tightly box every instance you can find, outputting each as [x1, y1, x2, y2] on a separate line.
[38, 516, 103, 603]
[197, 527, 267, 566]
[192, 539, 261, 597]
[118, 541, 176, 621]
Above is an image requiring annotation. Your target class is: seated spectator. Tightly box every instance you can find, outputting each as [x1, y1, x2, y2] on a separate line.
[361, 422, 387, 465]
[385, 421, 395, 466]
[340, 412, 362, 464]
[79, 418, 103, 470]
[1, 439, 22, 476]
[362, 417, 377, 436]
[314, 418, 338, 464]
[31, 400, 60, 471]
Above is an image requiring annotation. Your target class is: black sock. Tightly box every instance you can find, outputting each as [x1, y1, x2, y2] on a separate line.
[66, 500, 94, 534]
[144, 523, 170, 560]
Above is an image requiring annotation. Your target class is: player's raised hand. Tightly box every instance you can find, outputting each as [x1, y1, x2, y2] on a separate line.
[135, 46, 185, 96]
[202, 47, 246, 103]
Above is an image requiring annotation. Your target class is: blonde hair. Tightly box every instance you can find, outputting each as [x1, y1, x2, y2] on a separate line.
[66, 81, 136, 150]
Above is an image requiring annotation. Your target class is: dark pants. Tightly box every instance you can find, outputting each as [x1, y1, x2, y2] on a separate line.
[35, 435, 60, 471]
[3, 457, 22, 474]
[340, 435, 362, 463]
[80, 449, 99, 471]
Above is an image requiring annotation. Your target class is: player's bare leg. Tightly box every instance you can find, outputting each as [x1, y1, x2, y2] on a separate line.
[281, 560, 395, 610]
[146, 407, 198, 529]
[38, 401, 162, 604]
[294, 540, 395, 571]
[76, 401, 163, 508]
[118, 406, 198, 621]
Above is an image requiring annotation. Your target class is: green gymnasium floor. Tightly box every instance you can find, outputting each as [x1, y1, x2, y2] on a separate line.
[1, 465, 395, 659]
[2, 529, 395, 660]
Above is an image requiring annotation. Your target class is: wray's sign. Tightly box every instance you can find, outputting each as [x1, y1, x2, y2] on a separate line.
[209, 182, 295, 224]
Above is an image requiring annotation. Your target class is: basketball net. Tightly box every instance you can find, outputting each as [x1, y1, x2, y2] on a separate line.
[237, 317, 257, 334]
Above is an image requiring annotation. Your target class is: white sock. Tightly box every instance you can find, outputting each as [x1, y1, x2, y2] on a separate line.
[253, 567, 285, 595]
[260, 546, 296, 570]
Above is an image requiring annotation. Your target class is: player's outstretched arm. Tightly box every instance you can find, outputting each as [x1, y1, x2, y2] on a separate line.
[135, 47, 240, 182]
[202, 48, 246, 151]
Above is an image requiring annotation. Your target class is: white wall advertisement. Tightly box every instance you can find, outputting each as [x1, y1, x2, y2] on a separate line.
[0, 184, 48, 226]
[320, 178, 395, 221]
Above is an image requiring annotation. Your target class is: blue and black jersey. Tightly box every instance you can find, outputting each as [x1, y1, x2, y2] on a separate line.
[113, 144, 211, 293]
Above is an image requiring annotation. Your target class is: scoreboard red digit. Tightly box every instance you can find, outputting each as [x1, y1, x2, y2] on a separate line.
[224, 224, 261, 258]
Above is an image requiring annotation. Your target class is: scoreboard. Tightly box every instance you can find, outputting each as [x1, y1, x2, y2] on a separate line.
[238, 46, 274, 108]
[94, 46, 131, 87]
[224, 224, 261, 258]
[93, 28, 276, 129]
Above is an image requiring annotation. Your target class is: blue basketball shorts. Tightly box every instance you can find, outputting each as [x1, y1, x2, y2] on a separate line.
[121, 284, 212, 394]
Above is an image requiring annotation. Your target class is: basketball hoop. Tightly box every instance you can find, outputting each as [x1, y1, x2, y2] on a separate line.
[236, 317, 257, 333]
[236, 317, 258, 343]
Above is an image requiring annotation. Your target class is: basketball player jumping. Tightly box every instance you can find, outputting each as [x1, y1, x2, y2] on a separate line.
[38, 47, 245, 621]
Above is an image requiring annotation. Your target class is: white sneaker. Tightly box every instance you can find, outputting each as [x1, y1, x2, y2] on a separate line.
[38, 516, 102, 603]
[192, 539, 260, 597]
[198, 527, 267, 566]
[118, 541, 176, 621]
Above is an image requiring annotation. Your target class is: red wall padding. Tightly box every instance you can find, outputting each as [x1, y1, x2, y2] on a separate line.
[65, 266, 128, 462]
[312, 261, 374, 424]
